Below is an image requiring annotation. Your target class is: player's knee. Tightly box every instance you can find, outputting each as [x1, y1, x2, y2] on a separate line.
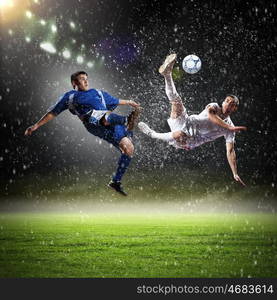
[124, 143, 134, 157]
[119, 138, 134, 157]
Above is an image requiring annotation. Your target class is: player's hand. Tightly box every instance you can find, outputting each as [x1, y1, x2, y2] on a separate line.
[128, 100, 140, 108]
[24, 125, 37, 136]
[233, 174, 246, 186]
[229, 126, 247, 132]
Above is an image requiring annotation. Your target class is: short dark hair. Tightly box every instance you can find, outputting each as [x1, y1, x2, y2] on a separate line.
[70, 71, 88, 84]
[226, 94, 239, 106]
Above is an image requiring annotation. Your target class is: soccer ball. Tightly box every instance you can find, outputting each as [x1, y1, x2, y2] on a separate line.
[182, 54, 201, 74]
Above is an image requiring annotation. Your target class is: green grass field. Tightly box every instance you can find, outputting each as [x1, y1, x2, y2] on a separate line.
[0, 212, 276, 278]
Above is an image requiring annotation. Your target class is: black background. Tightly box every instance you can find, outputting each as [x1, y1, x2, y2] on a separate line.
[0, 0, 276, 198]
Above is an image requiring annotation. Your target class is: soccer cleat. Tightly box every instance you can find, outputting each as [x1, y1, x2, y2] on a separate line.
[108, 180, 128, 196]
[138, 122, 154, 138]
[158, 53, 177, 75]
[127, 107, 141, 131]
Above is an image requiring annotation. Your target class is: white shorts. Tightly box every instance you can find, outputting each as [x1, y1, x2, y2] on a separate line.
[167, 111, 189, 149]
[91, 109, 108, 120]
[167, 111, 188, 132]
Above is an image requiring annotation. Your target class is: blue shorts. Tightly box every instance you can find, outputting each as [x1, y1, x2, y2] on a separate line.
[83, 121, 133, 149]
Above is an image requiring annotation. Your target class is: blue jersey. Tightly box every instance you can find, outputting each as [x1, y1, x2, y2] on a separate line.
[48, 89, 119, 117]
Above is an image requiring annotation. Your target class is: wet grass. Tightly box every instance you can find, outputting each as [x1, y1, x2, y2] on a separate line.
[0, 212, 276, 277]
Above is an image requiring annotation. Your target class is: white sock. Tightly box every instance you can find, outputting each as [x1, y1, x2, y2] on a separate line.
[151, 131, 175, 142]
[164, 74, 180, 102]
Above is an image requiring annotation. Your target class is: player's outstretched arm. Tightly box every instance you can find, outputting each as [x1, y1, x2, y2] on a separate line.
[24, 112, 56, 136]
[119, 99, 140, 108]
[207, 106, 247, 132]
[226, 142, 246, 186]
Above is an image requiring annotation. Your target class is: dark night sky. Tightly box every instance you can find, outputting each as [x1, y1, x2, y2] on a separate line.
[0, 0, 277, 196]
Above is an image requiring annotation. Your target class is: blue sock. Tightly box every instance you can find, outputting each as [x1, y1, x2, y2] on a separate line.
[113, 154, 132, 182]
[106, 113, 126, 126]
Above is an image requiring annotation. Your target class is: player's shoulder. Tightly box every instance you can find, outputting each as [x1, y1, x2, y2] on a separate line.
[205, 102, 221, 112]
[55, 90, 76, 106]
[84, 88, 100, 96]
[206, 102, 220, 108]
[61, 89, 77, 98]
[87, 88, 97, 93]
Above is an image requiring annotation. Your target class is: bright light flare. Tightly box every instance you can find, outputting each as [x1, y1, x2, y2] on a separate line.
[87, 62, 94, 68]
[40, 42, 56, 54]
[0, 0, 14, 8]
[69, 21, 75, 29]
[25, 10, 32, 18]
[62, 49, 71, 59]
[1, 0, 30, 23]
[51, 24, 57, 33]
[76, 55, 84, 64]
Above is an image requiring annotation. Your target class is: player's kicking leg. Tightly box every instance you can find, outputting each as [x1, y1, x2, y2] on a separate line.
[159, 53, 186, 119]
[138, 53, 187, 144]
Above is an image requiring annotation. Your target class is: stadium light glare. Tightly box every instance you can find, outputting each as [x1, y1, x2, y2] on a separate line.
[0, 0, 14, 8]
[62, 49, 71, 59]
[1, 0, 29, 23]
[87, 61, 94, 68]
[40, 42, 56, 54]
[51, 24, 57, 33]
[76, 55, 84, 64]
[25, 10, 32, 18]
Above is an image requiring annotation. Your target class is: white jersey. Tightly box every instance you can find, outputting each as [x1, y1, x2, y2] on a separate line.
[167, 103, 235, 150]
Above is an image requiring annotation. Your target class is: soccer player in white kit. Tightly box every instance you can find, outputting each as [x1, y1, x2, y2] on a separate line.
[138, 54, 247, 186]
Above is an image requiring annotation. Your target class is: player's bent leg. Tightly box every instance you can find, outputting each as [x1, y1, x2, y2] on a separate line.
[127, 106, 141, 131]
[103, 112, 127, 126]
[102, 107, 141, 129]
[83, 122, 132, 196]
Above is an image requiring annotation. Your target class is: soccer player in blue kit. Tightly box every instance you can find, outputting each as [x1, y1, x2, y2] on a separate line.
[25, 71, 140, 196]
